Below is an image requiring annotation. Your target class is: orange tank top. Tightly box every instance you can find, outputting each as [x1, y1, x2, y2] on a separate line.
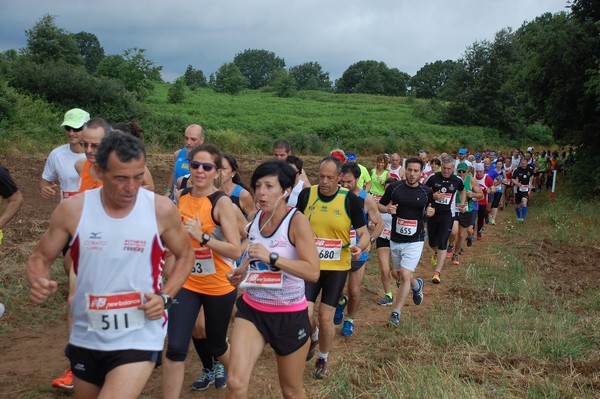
[178, 189, 235, 296]
[79, 159, 103, 192]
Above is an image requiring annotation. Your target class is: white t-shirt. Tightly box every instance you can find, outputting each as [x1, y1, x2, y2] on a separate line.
[454, 159, 472, 173]
[42, 144, 86, 200]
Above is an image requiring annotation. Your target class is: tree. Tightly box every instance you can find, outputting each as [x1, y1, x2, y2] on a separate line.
[288, 62, 332, 90]
[269, 68, 296, 97]
[168, 78, 186, 103]
[73, 31, 105, 74]
[410, 60, 457, 99]
[182, 65, 207, 89]
[336, 60, 409, 96]
[22, 14, 82, 65]
[233, 49, 285, 89]
[95, 48, 161, 99]
[214, 62, 247, 95]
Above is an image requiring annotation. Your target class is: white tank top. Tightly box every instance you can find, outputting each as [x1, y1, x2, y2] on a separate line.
[69, 188, 167, 351]
[242, 207, 306, 311]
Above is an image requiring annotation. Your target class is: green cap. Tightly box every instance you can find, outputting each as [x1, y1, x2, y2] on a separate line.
[457, 162, 468, 172]
[61, 108, 90, 129]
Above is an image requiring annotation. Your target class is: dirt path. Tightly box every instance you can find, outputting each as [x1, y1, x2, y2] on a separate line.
[0, 152, 595, 398]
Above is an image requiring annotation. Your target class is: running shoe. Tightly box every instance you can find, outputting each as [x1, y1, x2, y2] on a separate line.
[431, 253, 437, 266]
[306, 338, 319, 361]
[378, 295, 393, 306]
[412, 278, 424, 305]
[340, 320, 354, 337]
[388, 311, 400, 327]
[451, 254, 460, 265]
[490, 217, 496, 225]
[431, 271, 441, 284]
[191, 368, 215, 391]
[0, 303, 4, 319]
[333, 295, 347, 325]
[459, 247, 464, 254]
[467, 235, 473, 247]
[314, 358, 328, 379]
[52, 369, 74, 391]
[213, 360, 227, 389]
[476, 232, 482, 241]
[446, 246, 453, 259]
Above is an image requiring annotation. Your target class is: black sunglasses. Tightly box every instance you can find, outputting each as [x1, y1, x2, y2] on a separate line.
[65, 126, 83, 132]
[189, 160, 218, 172]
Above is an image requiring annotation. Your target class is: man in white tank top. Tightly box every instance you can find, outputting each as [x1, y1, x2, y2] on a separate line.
[27, 131, 194, 398]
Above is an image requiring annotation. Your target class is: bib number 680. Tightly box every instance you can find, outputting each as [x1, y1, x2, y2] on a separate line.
[319, 250, 335, 259]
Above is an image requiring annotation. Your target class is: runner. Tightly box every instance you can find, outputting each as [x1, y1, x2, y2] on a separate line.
[454, 148, 472, 173]
[375, 177, 399, 306]
[378, 157, 434, 327]
[512, 157, 534, 223]
[425, 156, 465, 284]
[75, 118, 113, 192]
[295, 156, 370, 379]
[225, 160, 320, 399]
[387, 153, 405, 180]
[487, 159, 504, 225]
[0, 163, 24, 320]
[41, 108, 89, 390]
[474, 163, 494, 240]
[219, 153, 255, 217]
[162, 144, 242, 399]
[449, 163, 483, 265]
[164, 124, 204, 200]
[334, 162, 383, 337]
[273, 139, 311, 186]
[345, 151, 372, 192]
[26, 131, 194, 398]
[502, 157, 514, 207]
[369, 154, 389, 199]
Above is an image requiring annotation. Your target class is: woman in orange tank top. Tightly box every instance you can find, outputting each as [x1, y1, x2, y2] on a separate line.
[162, 144, 242, 399]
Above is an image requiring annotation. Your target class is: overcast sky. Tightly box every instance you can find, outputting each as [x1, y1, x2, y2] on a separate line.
[0, 0, 569, 82]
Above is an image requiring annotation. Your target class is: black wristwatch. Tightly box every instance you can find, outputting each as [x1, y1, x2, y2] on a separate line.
[201, 233, 211, 245]
[159, 292, 172, 309]
[269, 252, 279, 269]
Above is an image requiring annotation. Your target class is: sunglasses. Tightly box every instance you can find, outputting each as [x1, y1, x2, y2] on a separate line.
[189, 160, 218, 171]
[65, 126, 83, 132]
[458, 170, 467, 173]
[80, 141, 99, 150]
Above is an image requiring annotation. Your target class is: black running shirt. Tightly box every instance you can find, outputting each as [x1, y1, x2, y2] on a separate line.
[424, 172, 464, 216]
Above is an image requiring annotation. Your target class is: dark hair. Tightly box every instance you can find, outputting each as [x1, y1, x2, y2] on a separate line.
[285, 155, 303, 173]
[114, 121, 144, 140]
[188, 143, 222, 169]
[341, 161, 361, 179]
[251, 160, 296, 191]
[222, 153, 242, 185]
[84, 118, 112, 133]
[404, 156, 424, 171]
[96, 130, 146, 171]
[320, 155, 342, 174]
[430, 157, 441, 167]
[273, 139, 291, 152]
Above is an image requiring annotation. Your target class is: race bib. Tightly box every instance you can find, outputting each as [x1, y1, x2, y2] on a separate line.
[372, 195, 382, 203]
[380, 228, 391, 240]
[396, 218, 418, 236]
[349, 230, 357, 247]
[435, 193, 452, 205]
[240, 268, 283, 290]
[192, 248, 216, 275]
[315, 238, 342, 261]
[519, 185, 529, 192]
[86, 292, 145, 333]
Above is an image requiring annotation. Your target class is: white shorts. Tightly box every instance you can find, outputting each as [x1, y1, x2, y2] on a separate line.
[390, 241, 425, 272]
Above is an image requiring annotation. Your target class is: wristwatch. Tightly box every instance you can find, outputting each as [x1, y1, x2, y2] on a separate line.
[269, 252, 280, 268]
[159, 292, 172, 310]
[370, 236, 376, 245]
[201, 233, 211, 245]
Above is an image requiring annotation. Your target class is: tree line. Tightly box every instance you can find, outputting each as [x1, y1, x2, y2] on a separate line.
[0, 0, 598, 197]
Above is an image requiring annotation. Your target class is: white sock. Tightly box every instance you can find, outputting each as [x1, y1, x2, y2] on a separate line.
[317, 351, 329, 361]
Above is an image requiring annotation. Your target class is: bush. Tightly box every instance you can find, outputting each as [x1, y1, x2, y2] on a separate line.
[167, 78, 185, 104]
